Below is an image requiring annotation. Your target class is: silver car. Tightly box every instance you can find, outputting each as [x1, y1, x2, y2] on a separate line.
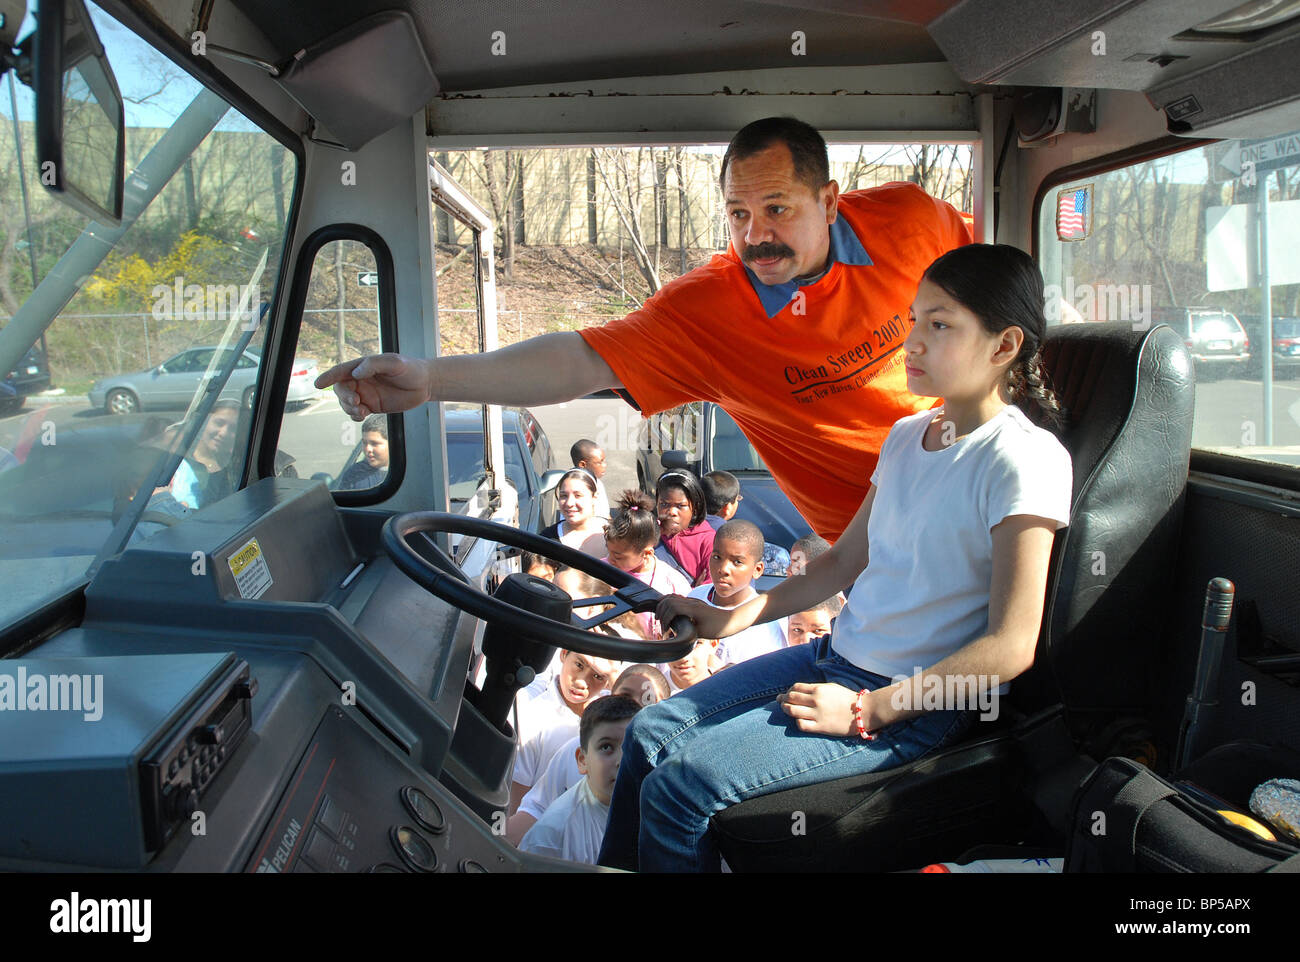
[88, 347, 319, 415]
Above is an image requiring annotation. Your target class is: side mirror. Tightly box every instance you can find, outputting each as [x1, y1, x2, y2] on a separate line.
[34, 0, 125, 225]
[661, 449, 692, 470]
[538, 468, 566, 497]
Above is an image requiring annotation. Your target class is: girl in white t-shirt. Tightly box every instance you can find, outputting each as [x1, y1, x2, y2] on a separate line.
[600, 243, 1075, 872]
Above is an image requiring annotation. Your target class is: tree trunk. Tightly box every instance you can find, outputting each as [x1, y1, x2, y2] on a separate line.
[333, 242, 347, 365]
[655, 149, 669, 247]
[183, 158, 199, 232]
[675, 147, 688, 275]
[270, 145, 285, 227]
[511, 152, 526, 246]
[587, 151, 598, 245]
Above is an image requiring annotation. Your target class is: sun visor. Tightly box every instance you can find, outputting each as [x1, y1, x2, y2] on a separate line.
[1146, 31, 1300, 139]
[274, 10, 438, 151]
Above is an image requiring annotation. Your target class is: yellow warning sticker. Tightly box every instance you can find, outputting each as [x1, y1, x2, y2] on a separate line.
[228, 537, 273, 599]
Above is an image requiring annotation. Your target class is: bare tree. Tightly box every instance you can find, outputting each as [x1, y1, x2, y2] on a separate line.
[594, 148, 662, 293]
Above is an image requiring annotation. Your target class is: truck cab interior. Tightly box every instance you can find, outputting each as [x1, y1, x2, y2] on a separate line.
[1, 0, 1299, 876]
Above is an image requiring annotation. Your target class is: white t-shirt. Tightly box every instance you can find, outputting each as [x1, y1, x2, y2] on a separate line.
[518, 777, 610, 864]
[518, 734, 582, 820]
[593, 477, 611, 520]
[687, 584, 788, 666]
[833, 404, 1072, 680]
[512, 679, 581, 787]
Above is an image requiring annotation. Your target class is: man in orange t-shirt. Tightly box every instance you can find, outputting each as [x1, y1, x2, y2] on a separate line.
[319, 117, 971, 541]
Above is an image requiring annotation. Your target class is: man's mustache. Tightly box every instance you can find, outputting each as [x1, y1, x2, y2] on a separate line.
[742, 242, 794, 263]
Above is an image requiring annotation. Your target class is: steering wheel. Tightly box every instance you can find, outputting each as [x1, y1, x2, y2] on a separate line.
[380, 512, 698, 663]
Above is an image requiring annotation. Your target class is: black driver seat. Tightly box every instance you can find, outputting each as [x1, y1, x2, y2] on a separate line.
[711, 322, 1195, 871]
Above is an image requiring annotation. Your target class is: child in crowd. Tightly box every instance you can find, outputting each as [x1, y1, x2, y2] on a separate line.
[701, 470, 741, 531]
[788, 533, 831, 577]
[521, 552, 556, 581]
[667, 637, 720, 692]
[541, 468, 607, 557]
[571, 439, 610, 519]
[521, 566, 630, 701]
[686, 519, 787, 668]
[519, 694, 643, 864]
[604, 244, 1074, 872]
[787, 596, 844, 645]
[602, 489, 691, 638]
[337, 413, 390, 490]
[508, 664, 668, 844]
[510, 644, 621, 813]
[654, 470, 716, 587]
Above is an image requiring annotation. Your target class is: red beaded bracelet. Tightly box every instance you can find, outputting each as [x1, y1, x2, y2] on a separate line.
[850, 689, 878, 741]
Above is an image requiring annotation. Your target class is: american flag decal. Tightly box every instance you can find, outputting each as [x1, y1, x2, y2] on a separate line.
[1056, 186, 1090, 241]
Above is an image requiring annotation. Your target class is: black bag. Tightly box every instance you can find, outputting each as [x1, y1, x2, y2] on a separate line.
[1064, 756, 1300, 872]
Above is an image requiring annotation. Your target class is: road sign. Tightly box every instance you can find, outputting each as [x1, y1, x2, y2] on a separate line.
[1213, 131, 1300, 182]
[357, 271, 379, 287]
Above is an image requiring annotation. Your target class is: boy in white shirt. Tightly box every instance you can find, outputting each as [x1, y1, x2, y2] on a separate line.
[510, 648, 620, 813]
[507, 664, 669, 844]
[687, 520, 787, 668]
[786, 595, 843, 646]
[571, 439, 611, 519]
[520, 694, 642, 864]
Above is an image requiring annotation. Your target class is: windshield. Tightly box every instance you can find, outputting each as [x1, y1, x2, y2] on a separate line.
[0, 3, 295, 631]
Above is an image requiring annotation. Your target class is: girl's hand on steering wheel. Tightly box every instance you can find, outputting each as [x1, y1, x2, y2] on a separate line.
[778, 682, 863, 736]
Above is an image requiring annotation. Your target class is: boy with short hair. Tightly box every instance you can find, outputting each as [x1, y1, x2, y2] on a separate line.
[519, 695, 642, 864]
[702, 470, 741, 530]
[337, 413, 390, 490]
[787, 595, 844, 645]
[687, 519, 787, 667]
[510, 647, 620, 812]
[788, 533, 831, 577]
[507, 664, 669, 844]
[571, 438, 610, 519]
[667, 638, 720, 692]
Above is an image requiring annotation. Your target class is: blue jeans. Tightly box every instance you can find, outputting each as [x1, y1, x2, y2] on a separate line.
[597, 633, 975, 872]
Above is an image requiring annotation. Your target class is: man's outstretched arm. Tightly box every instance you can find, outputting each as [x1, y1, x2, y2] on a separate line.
[315, 332, 624, 421]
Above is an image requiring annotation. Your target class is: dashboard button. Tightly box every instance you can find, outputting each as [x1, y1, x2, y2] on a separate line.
[316, 795, 345, 838]
[391, 825, 438, 873]
[401, 786, 447, 835]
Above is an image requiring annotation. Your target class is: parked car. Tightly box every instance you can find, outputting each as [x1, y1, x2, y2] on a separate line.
[88, 346, 319, 414]
[637, 400, 812, 569]
[1152, 307, 1250, 378]
[1237, 315, 1300, 378]
[1, 343, 52, 415]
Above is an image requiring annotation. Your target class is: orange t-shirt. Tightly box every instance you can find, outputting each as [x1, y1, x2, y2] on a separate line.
[579, 182, 972, 541]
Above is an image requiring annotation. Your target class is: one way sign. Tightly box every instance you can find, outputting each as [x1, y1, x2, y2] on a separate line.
[357, 271, 379, 287]
[1214, 131, 1300, 182]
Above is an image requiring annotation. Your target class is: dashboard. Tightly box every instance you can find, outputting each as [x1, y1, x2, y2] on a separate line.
[0, 478, 594, 872]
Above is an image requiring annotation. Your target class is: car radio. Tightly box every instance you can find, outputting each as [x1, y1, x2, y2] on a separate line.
[0, 652, 255, 868]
